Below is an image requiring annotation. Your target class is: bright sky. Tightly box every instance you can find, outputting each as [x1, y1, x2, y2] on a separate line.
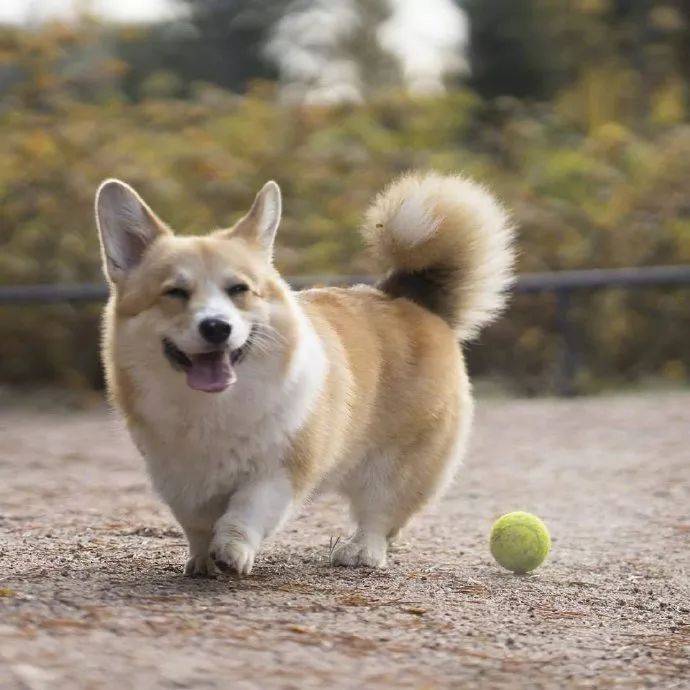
[0, 0, 180, 24]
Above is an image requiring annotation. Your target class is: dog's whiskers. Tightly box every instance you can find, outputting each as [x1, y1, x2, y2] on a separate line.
[248, 324, 287, 354]
[254, 323, 287, 343]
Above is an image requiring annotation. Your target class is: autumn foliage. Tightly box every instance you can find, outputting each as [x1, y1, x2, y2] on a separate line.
[0, 22, 688, 392]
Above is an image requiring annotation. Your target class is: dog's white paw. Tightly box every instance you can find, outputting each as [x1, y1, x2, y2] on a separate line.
[210, 532, 256, 576]
[331, 536, 387, 568]
[184, 554, 217, 578]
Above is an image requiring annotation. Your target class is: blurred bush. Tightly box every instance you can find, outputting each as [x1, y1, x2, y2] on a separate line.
[0, 21, 688, 393]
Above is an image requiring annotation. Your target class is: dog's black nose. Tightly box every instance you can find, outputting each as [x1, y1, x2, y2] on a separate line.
[199, 318, 231, 345]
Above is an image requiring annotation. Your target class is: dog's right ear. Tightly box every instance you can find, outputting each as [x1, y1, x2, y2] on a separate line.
[95, 179, 170, 284]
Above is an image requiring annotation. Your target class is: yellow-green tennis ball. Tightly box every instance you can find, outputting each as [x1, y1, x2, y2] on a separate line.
[490, 511, 551, 574]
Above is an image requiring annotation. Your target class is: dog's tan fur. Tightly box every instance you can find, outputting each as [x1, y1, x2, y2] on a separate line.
[96, 172, 514, 574]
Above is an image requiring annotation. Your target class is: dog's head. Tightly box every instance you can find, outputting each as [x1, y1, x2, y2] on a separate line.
[95, 179, 292, 394]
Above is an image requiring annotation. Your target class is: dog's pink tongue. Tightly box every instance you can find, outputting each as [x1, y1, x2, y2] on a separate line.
[186, 351, 236, 393]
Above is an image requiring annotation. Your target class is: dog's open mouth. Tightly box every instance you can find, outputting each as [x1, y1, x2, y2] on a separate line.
[162, 337, 251, 394]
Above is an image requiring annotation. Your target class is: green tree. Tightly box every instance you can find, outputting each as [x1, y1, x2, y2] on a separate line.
[115, 1, 292, 99]
[460, 0, 688, 120]
[461, 0, 568, 99]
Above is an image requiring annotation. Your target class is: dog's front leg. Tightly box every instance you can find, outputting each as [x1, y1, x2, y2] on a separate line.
[209, 470, 293, 576]
[181, 523, 216, 577]
[168, 505, 217, 577]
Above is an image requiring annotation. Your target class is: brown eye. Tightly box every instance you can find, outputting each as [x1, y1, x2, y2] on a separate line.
[227, 283, 249, 297]
[164, 287, 190, 300]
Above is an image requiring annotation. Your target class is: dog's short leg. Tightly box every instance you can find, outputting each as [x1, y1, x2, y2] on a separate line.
[209, 470, 293, 576]
[181, 524, 216, 577]
[331, 441, 460, 568]
[331, 458, 403, 569]
[331, 525, 390, 568]
[330, 494, 397, 568]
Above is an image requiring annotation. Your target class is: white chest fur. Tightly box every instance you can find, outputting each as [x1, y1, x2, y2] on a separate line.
[120, 313, 327, 516]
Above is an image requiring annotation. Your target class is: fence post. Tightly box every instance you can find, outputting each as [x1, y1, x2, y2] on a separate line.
[555, 288, 577, 396]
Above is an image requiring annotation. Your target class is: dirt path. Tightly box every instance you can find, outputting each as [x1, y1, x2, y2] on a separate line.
[1, 393, 689, 689]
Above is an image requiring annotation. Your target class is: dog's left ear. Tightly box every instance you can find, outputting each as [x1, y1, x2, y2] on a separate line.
[230, 181, 282, 260]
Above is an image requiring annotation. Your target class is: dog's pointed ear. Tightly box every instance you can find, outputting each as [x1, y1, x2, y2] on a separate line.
[230, 181, 282, 260]
[95, 179, 170, 284]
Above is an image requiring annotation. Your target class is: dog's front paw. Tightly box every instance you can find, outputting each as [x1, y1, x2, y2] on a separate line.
[210, 530, 256, 576]
[331, 535, 387, 568]
[184, 554, 217, 578]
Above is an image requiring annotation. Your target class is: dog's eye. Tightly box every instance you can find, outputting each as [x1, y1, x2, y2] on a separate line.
[163, 287, 190, 300]
[227, 283, 250, 297]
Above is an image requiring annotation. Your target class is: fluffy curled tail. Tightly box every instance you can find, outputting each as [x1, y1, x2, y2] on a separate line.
[362, 172, 516, 341]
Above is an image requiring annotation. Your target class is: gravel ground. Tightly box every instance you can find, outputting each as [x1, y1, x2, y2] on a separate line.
[1, 392, 689, 689]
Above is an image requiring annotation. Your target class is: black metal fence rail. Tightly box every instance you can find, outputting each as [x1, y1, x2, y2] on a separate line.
[2, 264, 689, 395]
[2, 265, 690, 305]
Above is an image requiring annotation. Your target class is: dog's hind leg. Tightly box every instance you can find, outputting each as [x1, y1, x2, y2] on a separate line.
[331, 452, 416, 569]
[331, 420, 467, 568]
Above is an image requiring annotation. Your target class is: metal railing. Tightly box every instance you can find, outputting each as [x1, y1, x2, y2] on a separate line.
[2, 264, 689, 395]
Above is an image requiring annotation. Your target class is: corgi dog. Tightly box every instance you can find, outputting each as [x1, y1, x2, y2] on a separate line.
[95, 172, 514, 576]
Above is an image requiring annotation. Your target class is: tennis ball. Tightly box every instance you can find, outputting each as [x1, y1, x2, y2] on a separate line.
[490, 511, 551, 574]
